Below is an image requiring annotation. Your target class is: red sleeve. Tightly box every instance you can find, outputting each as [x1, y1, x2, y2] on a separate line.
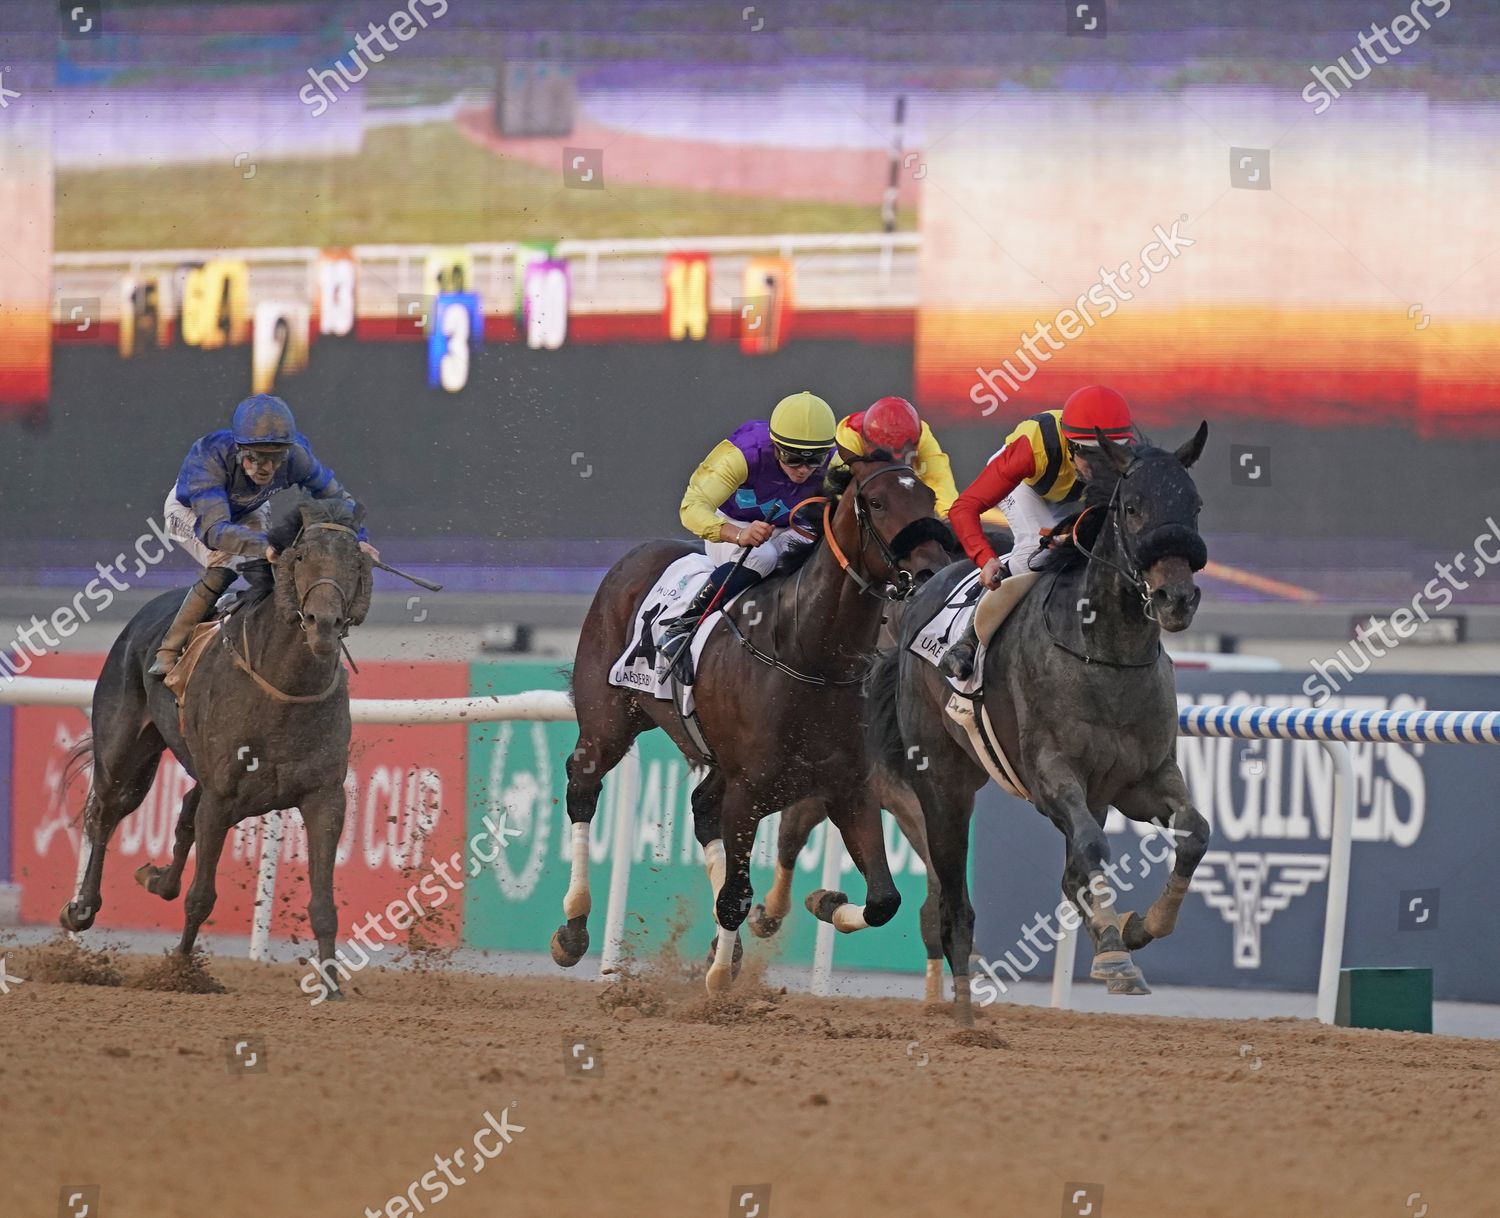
[948, 438, 1036, 568]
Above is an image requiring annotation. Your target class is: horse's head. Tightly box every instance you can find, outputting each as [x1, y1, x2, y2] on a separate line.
[270, 496, 373, 657]
[1090, 422, 1209, 632]
[828, 452, 953, 598]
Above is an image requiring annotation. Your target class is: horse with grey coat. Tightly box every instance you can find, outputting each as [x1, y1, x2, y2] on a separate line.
[864, 425, 1212, 1024]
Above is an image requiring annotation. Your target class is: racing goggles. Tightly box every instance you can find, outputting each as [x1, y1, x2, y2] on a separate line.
[238, 445, 290, 468]
[774, 443, 831, 469]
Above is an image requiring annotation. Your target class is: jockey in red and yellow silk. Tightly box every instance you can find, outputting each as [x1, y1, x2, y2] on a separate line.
[940, 385, 1138, 679]
[833, 396, 959, 519]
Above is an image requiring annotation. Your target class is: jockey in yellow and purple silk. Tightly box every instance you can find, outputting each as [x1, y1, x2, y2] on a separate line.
[658, 391, 837, 657]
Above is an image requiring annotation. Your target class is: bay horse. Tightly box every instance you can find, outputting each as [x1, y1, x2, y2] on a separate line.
[563, 455, 952, 992]
[865, 426, 1212, 1024]
[59, 494, 372, 997]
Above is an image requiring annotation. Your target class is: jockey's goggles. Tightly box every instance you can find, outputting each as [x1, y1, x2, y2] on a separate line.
[774, 444, 831, 468]
[238, 445, 289, 467]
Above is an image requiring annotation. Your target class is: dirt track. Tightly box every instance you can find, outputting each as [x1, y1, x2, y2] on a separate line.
[1, 942, 1495, 1218]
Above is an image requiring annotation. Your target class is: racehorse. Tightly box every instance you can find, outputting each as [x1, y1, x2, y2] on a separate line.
[563, 455, 953, 992]
[59, 493, 372, 997]
[865, 425, 1212, 1024]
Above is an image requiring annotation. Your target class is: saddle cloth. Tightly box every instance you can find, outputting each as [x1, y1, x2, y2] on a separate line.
[607, 553, 737, 716]
[908, 568, 1041, 696]
[164, 619, 222, 702]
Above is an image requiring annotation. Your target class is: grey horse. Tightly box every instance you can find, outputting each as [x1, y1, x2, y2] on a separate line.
[864, 425, 1212, 1024]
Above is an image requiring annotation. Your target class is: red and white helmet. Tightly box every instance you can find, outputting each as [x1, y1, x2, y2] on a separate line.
[1060, 385, 1135, 447]
[860, 396, 923, 455]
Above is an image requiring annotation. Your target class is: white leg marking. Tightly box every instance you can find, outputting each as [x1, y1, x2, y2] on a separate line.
[562, 822, 591, 919]
[705, 925, 737, 993]
[924, 959, 944, 1004]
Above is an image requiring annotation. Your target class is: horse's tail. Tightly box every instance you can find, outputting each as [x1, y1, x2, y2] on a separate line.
[61, 734, 96, 822]
[863, 647, 908, 777]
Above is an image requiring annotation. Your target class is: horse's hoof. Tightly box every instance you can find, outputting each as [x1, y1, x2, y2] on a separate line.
[703, 933, 744, 979]
[550, 923, 588, 968]
[705, 962, 735, 994]
[804, 889, 848, 923]
[747, 903, 783, 939]
[1091, 949, 1146, 985]
[953, 999, 976, 1028]
[134, 864, 179, 900]
[1106, 975, 1153, 996]
[59, 901, 96, 933]
[1121, 910, 1155, 952]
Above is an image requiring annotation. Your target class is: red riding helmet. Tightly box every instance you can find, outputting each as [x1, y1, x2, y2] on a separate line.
[860, 396, 923, 454]
[1060, 385, 1135, 446]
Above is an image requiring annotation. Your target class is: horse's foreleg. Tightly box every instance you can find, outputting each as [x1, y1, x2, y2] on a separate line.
[749, 795, 821, 939]
[301, 784, 348, 999]
[135, 784, 200, 901]
[1113, 762, 1210, 951]
[552, 719, 637, 968]
[910, 771, 977, 1026]
[177, 792, 230, 956]
[876, 766, 944, 1003]
[705, 786, 757, 994]
[1035, 763, 1149, 996]
[809, 793, 900, 934]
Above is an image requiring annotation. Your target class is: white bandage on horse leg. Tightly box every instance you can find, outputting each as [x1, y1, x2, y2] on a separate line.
[831, 903, 868, 933]
[705, 924, 737, 992]
[924, 959, 944, 1004]
[763, 861, 793, 919]
[703, 839, 727, 899]
[562, 821, 591, 919]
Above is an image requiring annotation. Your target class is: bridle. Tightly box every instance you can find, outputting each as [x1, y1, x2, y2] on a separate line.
[817, 462, 928, 602]
[289, 521, 362, 639]
[218, 521, 364, 702]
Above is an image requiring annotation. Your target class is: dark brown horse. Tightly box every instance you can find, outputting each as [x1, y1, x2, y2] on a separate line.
[562, 456, 952, 992]
[59, 494, 372, 996]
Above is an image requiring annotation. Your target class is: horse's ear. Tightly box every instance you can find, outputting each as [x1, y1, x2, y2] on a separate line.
[348, 555, 373, 627]
[1174, 420, 1209, 469]
[273, 550, 301, 624]
[1094, 427, 1135, 473]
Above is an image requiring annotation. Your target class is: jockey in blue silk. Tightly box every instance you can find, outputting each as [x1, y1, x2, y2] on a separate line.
[147, 394, 379, 677]
[658, 390, 837, 658]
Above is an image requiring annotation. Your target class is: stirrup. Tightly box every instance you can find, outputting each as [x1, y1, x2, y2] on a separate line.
[147, 650, 178, 678]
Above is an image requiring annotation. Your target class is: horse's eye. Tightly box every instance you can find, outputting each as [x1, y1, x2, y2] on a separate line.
[870, 499, 884, 511]
[1125, 503, 1139, 516]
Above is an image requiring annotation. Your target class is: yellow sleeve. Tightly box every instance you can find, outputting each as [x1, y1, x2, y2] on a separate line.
[834, 414, 865, 456]
[680, 440, 750, 541]
[913, 422, 960, 519]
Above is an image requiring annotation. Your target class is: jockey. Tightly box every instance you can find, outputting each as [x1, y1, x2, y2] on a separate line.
[147, 394, 378, 677]
[938, 385, 1137, 680]
[659, 390, 837, 657]
[833, 395, 959, 519]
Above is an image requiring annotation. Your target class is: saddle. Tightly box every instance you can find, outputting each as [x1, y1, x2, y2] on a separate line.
[163, 619, 222, 702]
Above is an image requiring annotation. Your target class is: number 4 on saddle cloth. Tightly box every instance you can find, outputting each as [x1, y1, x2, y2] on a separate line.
[607, 553, 742, 717]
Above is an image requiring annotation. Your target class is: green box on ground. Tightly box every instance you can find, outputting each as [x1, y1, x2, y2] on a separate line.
[462, 660, 934, 973]
[1335, 967, 1433, 1033]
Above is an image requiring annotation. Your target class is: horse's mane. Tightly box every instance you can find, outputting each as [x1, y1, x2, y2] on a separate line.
[265, 489, 361, 552]
[1029, 437, 1168, 576]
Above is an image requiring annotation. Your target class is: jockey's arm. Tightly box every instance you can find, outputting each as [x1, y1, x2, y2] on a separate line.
[913, 422, 959, 519]
[177, 444, 270, 558]
[948, 438, 1036, 568]
[680, 440, 751, 542]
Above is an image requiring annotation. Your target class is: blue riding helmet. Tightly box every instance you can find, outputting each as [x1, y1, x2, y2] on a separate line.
[231, 394, 297, 447]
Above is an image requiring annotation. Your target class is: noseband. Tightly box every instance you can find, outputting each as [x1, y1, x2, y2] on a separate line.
[822, 464, 932, 601]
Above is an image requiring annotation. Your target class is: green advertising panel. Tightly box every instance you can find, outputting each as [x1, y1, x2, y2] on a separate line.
[464, 660, 932, 973]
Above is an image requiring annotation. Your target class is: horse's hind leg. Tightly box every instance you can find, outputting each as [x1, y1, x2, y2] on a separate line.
[61, 725, 166, 932]
[135, 783, 200, 901]
[551, 694, 645, 968]
[1112, 761, 1209, 952]
[748, 795, 820, 939]
[911, 771, 978, 1026]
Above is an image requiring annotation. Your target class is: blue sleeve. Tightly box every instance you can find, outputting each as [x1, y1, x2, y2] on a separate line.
[174, 433, 268, 557]
[289, 435, 368, 541]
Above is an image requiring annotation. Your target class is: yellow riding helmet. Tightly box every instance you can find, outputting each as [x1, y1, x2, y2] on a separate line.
[769, 391, 836, 450]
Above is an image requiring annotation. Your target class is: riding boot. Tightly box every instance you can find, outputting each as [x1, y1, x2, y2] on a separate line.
[659, 562, 760, 668]
[939, 618, 980, 681]
[147, 566, 237, 677]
